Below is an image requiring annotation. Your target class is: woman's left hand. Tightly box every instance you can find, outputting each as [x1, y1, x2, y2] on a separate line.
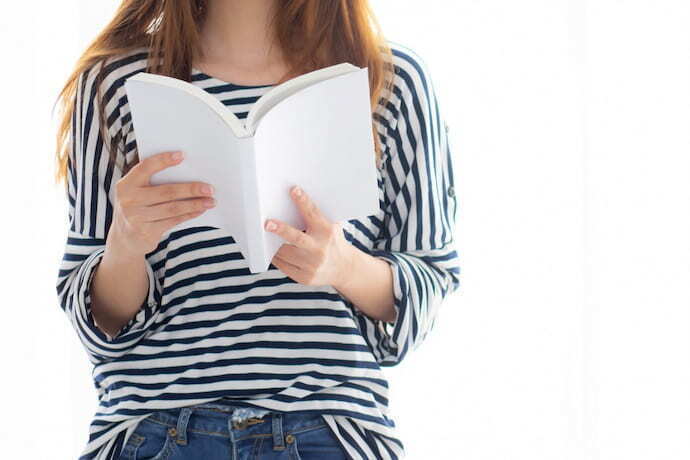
[265, 185, 354, 288]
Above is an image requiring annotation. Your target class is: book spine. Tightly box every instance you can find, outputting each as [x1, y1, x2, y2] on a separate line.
[237, 137, 267, 273]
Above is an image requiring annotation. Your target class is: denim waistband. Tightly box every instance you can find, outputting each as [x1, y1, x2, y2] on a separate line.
[194, 398, 272, 423]
[141, 401, 328, 447]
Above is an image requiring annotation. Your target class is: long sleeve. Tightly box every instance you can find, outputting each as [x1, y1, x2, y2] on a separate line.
[55, 64, 162, 366]
[352, 45, 461, 366]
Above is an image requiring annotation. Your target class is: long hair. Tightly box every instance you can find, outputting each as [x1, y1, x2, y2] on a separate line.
[53, 0, 394, 187]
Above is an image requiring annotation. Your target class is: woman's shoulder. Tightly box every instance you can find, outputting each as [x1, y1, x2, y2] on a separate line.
[76, 46, 151, 104]
[386, 39, 434, 80]
[375, 39, 441, 133]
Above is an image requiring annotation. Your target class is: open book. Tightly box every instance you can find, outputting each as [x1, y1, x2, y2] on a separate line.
[124, 63, 380, 273]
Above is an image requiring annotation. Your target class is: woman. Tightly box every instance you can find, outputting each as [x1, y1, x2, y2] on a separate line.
[54, 0, 460, 459]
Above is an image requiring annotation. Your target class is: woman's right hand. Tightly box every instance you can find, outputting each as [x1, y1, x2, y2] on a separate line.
[107, 150, 216, 256]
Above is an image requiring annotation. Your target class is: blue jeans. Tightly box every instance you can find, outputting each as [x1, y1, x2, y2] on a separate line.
[118, 400, 349, 459]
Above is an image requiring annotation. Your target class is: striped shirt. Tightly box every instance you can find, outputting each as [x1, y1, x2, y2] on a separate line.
[56, 39, 460, 460]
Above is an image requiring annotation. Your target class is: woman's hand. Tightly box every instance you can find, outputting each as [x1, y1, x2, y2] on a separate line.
[108, 150, 217, 256]
[266, 186, 355, 288]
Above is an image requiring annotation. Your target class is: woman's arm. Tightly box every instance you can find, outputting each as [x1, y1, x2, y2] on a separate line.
[90, 234, 154, 339]
[333, 246, 397, 323]
[341, 43, 461, 366]
[56, 63, 162, 365]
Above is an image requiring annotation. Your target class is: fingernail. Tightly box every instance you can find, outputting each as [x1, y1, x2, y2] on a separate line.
[172, 151, 184, 160]
[265, 220, 277, 231]
[293, 186, 302, 197]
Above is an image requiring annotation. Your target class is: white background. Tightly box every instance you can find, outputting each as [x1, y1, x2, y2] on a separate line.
[1, 1, 689, 459]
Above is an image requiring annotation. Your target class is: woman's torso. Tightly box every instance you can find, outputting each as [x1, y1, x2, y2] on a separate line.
[94, 47, 391, 411]
[77, 44, 407, 459]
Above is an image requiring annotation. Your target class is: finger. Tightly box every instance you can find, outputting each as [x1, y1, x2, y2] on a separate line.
[290, 186, 330, 232]
[265, 218, 316, 250]
[274, 243, 308, 268]
[272, 254, 307, 283]
[150, 208, 206, 235]
[143, 196, 216, 222]
[127, 150, 185, 186]
[140, 181, 215, 207]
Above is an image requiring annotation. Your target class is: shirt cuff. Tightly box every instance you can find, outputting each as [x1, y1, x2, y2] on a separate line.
[350, 250, 408, 329]
[78, 247, 160, 344]
[367, 249, 407, 326]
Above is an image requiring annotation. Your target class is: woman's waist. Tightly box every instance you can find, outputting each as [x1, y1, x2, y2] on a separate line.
[139, 399, 328, 438]
[93, 346, 383, 393]
[93, 371, 390, 422]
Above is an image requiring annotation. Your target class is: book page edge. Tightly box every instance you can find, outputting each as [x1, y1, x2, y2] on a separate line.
[125, 72, 250, 138]
[245, 62, 361, 134]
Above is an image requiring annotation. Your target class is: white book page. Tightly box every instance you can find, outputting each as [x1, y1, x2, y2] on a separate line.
[124, 78, 252, 252]
[126, 72, 249, 137]
[253, 67, 380, 266]
[245, 62, 358, 134]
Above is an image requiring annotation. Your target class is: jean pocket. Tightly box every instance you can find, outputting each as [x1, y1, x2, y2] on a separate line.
[290, 424, 348, 460]
[119, 418, 179, 460]
[119, 432, 145, 460]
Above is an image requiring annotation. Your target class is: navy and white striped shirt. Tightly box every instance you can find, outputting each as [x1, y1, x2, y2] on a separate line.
[56, 39, 460, 460]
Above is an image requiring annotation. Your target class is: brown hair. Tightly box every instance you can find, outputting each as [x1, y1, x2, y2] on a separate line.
[53, 0, 394, 188]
